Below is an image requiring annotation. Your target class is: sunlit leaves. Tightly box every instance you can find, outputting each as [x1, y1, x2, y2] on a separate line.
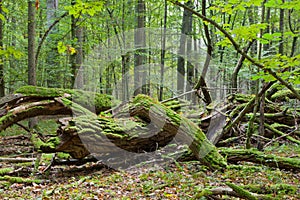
[57, 42, 76, 55]
[216, 38, 232, 48]
[210, 0, 264, 14]
[57, 41, 66, 54]
[232, 23, 268, 42]
[0, 4, 8, 22]
[0, 46, 24, 59]
[65, 0, 104, 18]
[265, 0, 300, 10]
[252, 54, 300, 84]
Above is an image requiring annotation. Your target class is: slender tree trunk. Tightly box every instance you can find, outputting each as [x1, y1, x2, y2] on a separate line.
[177, 0, 193, 95]
[159, 0, 167, 101]
[231, 41, 254, 93]
[45, 0, 60, 87]
[185, 9, 193, 100]
[0, 0, 4, 97]
[134, 0, 147, 96]
[193, 0, 212, 104]
[257, 1, 267, 150]
[121, 0, 129, 101]
[288, 9, 298, 57]
[263, 8, 271, 53]
[28, 1, 36, 86]
[28, 0, 37, 128]
[70, 0, 84, 89]
[278, 0, 284, 55]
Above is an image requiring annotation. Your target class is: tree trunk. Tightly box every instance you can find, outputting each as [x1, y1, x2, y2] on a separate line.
[279, 0, 285, 55]
[177, 1, 193, 95]
[193, 0, 212, 104]
[0, 86, 227, 171]
[28, 0, 36, 86]
[70, 0, 84, 89]
[0, 0, 5, 97]
[134, 0, 147, 96]
[28, 0, 37, 129]
[159, 0, 168, 101]
[45, 0, 60, 88]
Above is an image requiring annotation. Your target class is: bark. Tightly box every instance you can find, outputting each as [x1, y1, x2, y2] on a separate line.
[0, 157, 36, 163]
[193, 0, 212, 104]
[177, 0, 192, 94]
[0, 86, 227, 170]
[159, 0, 168, 101]
[0, 0, 4, 97]
[53, 95, 227, 170]
[279, 0, 285, 55]
[231, 41, 254, 93]
[1, 85, 299, 171]
[28, 0, 36, 86]
[220, 148, 300, 171]
[71, 17, 84, 88]
[28, 0, 37, 129]
[134, 0, 147, 96]
[45, 0, 60, 88]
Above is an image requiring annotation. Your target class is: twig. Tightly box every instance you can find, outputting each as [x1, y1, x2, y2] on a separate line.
[35, 12, 69, 67]
[161, 89, 197, 103]
[16, 122, 31, 133]
[0, 157, 36, 163]
[264, 129, 297, 148]
[42, 153, 57, 173]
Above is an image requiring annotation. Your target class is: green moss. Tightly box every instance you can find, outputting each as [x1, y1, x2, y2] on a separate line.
[0, 175, 42, 184]
[31, 132, 60, 151]
[45, 136, 61, 149]
[243, 184, 297, 195]
[226, 182, 257, 200]
[195, 188, 213, 198]
[57, 152, 71, 159]
[30, 133, 46, 150]
[0, 168, 13, 175]
[270, 89, 300, 101]
[15, 85, 114, 113]
[133, 94, 227, 170]
[15, 85, 65, 97]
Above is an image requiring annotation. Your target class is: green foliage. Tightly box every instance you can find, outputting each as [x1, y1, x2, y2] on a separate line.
[0, 46, 24, 59]
[65, 0, 104, 18]
[265, 0, 300, 10]
[251, 54, 300, 84]
[231, 23, 268, 42]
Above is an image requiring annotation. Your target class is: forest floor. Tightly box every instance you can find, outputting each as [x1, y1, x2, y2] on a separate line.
[0, 120, 299, 199]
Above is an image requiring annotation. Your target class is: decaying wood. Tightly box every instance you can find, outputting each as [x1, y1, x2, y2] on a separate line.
[52, 95, 227, 170]
[0, 157, 36, 163]
[0, 86, 227, 170]
[0, 85, 299, 171]
[220, 148, 300, 171]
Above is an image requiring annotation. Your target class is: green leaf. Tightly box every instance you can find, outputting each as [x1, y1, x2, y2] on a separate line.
[57, 42, 67, 54]
[0, 14, 5, 22]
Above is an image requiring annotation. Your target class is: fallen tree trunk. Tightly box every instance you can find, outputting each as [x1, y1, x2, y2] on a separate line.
[47, 96, 227, 170]
[220, 148, 300, 171]
[0, 86, 227, 170]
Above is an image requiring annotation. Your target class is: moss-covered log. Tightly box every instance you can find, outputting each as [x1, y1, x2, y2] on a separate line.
[0, 86, 114, 130]
[270, 89, 300, 102]
[14, 85, 114, 114]
[220, 148, 300, 171]
[53, 95, 227, 170]
[0, 86, 227, 170]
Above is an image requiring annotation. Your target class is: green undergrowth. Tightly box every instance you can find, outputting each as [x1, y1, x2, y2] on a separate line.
[0, 149, 299, 199]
